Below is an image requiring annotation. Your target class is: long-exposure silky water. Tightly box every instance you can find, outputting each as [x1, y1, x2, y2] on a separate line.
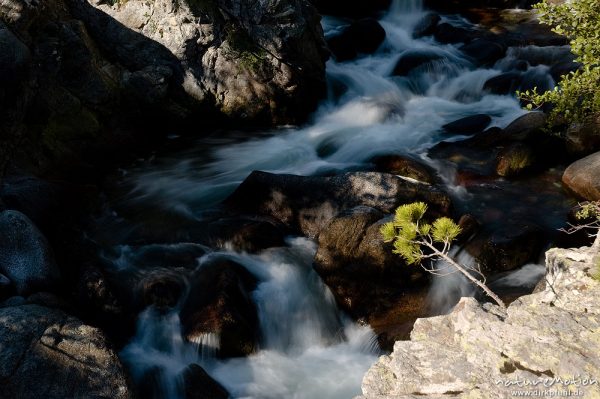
[114, 1, 562, 397]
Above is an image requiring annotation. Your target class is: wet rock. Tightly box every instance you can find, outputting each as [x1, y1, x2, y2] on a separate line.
[138, 269, 186, 310]
[433, 23, 475, 44]
[466, 222, 544, 273]
[549, 61, 582, 82]
[370, 154, 436, 183]
[314, 208, 430, 320]
[503, 112, 547, 139]
[562, 151, 600, 201]
[461, 39, 507, 66]
[0, 304, 133, 399]
[224, 171, 451, 238]
[495, 143, 535, 177]
[327, 34, 357, 62]
[75, 263, 135, 344]
[519, 68, 554, 93]
[483, 72, 523, 95]
[413, 12, 440, 38]
[310, 0, 392, 18]
[179, 260, 259, 358]
[205, 216, 288, 252]
[358, 247, 600, 398]
[565, 118, 600, 157]
[442, 114, 492, 135]
[327, 18, 386, 61]
[456, 214, 480, 243]
[182, 364, 229, 399]
[0, 210, 60, 295]
[392, 49, 444, 77]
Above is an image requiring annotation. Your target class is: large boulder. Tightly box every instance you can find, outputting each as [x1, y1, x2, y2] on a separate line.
[224, 171, 451, 238]
[73, 0, 328, 124]
[563, 151, 600, 201]
[1, 0, 328, 175]
[179, 260, 259, 358]
[313, 207, 430, 320]
[0, 210, 61, 295]
[0, 304, 133, 399]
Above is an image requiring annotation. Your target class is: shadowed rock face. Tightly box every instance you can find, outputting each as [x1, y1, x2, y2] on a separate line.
[0, 304, 133, 399]
[0, 0, 328, 176]
[0, 210, 61, 295]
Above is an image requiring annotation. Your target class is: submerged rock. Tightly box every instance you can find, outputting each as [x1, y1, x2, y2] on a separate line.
[358, 246, 600, 398]
[0, 304, 133, 399]
[563, 151, 600, 201]
[0, 210, 60, 295]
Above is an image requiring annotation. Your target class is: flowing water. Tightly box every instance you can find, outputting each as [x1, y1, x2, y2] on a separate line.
[97, 1, 576, 397]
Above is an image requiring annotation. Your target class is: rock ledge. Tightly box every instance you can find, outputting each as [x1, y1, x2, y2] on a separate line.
[358, 246, 600, 398]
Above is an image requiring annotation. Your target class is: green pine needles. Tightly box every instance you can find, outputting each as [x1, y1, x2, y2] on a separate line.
[381, 202, 461, 265]
[518, 0, 600, 126]
[381, 202, 507, 310]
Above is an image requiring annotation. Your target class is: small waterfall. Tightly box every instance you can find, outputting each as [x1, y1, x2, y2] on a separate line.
[121, 308, 198, 399]
[121, 238, 379, 399]
[427, 250, 478, 314]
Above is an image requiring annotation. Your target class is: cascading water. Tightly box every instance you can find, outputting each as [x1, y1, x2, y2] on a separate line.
[121, 238, 379, 399]
[107, 1, 572, 397]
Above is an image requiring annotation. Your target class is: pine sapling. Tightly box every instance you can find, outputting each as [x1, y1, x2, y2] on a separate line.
[381, 202, 507, 310]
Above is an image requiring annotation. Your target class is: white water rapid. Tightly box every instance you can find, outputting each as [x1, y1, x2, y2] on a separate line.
[114, 1, 566, 397]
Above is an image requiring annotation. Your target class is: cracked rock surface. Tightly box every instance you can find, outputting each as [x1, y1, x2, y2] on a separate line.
[0, 304, 133, 399]
[357, 247, 600, 398]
